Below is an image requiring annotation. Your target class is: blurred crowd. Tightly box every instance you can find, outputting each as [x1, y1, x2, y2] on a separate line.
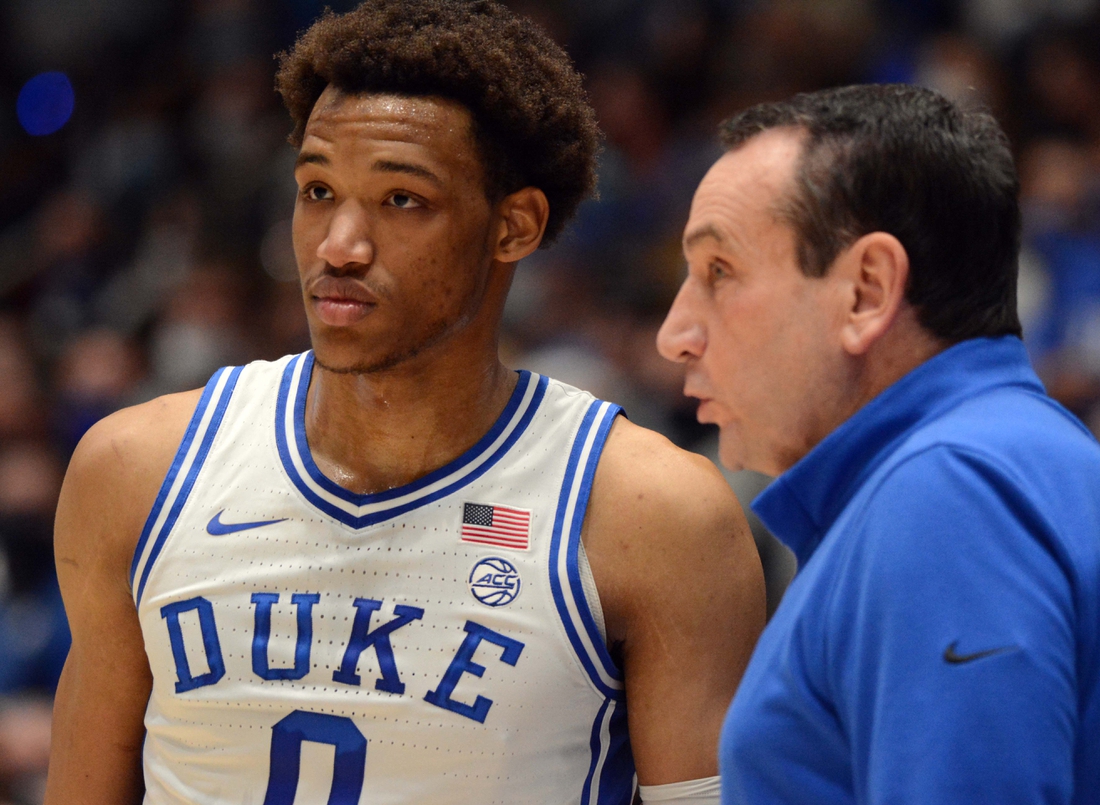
[1, 0, 1099, 801]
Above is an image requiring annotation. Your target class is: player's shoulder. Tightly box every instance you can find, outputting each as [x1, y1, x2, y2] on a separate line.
[60, 389, 205, 550]
[598, 417, 738, 510]
[592, 416, 745, 543]
[70, 388, 203, 483]
[583, 416, 760, 646]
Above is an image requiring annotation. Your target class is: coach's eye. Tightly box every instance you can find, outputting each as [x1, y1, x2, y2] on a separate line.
[387, 193, 422, 209]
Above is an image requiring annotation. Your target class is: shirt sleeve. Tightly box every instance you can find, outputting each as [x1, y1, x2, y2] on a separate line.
[825, 445, 1077, 805]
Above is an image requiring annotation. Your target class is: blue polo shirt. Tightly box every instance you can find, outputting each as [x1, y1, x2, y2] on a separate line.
[721, 336, 1100, 804]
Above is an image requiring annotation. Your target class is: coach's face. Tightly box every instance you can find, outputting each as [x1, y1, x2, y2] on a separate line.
[292, 88, 513, 374]
[658, 129, 853, 476]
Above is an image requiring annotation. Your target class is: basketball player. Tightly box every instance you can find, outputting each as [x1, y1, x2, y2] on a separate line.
[44, 3, 765, 804]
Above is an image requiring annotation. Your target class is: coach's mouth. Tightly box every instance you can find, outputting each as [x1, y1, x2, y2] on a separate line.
[682, 379, 719, 424]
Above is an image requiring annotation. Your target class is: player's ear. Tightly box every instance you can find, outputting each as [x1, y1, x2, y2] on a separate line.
[492, 187, 549, 263]
[836, 231, 910, 356]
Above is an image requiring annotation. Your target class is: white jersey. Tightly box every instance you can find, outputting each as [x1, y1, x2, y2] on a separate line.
[130, 352, 634, 805]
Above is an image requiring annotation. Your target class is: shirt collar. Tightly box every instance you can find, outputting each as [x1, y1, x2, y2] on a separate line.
[751, 336, 1043, 567]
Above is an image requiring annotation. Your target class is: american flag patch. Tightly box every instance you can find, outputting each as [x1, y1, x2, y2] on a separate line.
[461, 502, 531, 550]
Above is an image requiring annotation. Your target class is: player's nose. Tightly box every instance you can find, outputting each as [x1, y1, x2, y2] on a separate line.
[316, 199, 375, 270]
[657, 281, 706, 363]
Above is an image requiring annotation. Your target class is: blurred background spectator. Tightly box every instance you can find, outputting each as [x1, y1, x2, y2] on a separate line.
[2, 0, 1100, 798]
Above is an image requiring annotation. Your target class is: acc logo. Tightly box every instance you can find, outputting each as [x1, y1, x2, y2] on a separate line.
[468, 557, 521, 607]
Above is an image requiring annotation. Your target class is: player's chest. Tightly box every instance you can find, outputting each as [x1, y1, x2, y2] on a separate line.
[138, 510, 557, 716]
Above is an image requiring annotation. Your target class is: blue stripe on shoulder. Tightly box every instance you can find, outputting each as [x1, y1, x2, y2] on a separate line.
[567, 403, 623, 682]
[550, 402, 602, 689]
[134, 365, 242, 606]
[549, 400, 624, 700]
[274, 353, 306, 494]
[129, 367, 225, 590]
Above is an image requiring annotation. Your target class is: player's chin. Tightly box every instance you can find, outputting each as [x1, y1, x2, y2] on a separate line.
[308, 312, 452, 376]
[309, 334, 393, 376]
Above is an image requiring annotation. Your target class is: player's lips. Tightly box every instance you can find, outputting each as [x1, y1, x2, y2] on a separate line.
[309, 276, 379, 327]
[314, 297, 375, 327]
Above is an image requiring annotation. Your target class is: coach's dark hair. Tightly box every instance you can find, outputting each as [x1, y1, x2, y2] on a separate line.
[275, 0, 599, 245]
[721, 84, 1022, 341]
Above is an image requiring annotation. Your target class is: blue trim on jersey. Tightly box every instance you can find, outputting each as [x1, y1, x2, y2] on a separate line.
[581, 698, 612, 805]
[548, 400, 625, 700]
[580, 698, 635, 805]
[134, 366, 242, 606]
[274, 352, 548, 528]
[293, 352, 529, 504]
[596, 701, 635, 805]
[549, 404, 610, 696]
[567, 404, 622, 681]
[129, 368, 223, 589]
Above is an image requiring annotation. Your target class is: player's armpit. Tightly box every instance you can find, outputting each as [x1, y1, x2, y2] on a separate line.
[582, 418, 766, 786]
[45, 391, 201, 805]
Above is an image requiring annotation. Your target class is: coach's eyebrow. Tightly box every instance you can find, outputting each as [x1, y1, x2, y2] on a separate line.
[373, 159, 443, 187]
[295, 151, 330, 170]
[683, 223, 725, 251]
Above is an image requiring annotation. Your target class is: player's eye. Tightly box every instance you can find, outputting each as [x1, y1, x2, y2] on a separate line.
[387, 193, 422, 209]
[303, 185, 333, 202]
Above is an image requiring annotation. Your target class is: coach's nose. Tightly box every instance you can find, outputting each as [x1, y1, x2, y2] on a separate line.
[657, 280, 707, 363]
[317, 200, 375, 270]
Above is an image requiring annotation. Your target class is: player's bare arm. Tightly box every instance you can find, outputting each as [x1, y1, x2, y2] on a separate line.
[45, 390, 201, 805]
[583, 418, 766, 786]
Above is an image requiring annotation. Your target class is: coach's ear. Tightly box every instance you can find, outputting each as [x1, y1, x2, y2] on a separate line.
[836, 231, 910, 356]
[493, 187, 549, 264]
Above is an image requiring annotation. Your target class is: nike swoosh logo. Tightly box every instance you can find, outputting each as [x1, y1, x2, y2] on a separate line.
[943, 640, 1020, 665]
[206, 510, 288, 536]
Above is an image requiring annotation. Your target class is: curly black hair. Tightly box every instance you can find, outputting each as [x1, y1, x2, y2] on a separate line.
[275, 0, 600, 244]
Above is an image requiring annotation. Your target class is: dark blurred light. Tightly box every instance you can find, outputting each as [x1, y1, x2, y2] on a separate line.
[16, 72, 75, 137]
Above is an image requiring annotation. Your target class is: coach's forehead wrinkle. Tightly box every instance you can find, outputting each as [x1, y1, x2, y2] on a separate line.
[685, 131, 803, 256]
[683, 223, 725, 251]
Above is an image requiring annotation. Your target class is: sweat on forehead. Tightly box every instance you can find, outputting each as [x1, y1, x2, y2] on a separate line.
[304, 90, 475, 140]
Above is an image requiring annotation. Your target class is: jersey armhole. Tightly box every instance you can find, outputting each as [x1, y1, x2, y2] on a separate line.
[576, 540, 607, 644]
[129, 365, 243, 605]
[549, 399, 625, 700]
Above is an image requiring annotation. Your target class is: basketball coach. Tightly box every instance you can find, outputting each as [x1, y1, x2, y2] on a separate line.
[658, 83, 1100, 803]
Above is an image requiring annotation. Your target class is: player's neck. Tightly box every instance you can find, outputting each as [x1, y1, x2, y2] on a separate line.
[303, 346, 517, 496]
